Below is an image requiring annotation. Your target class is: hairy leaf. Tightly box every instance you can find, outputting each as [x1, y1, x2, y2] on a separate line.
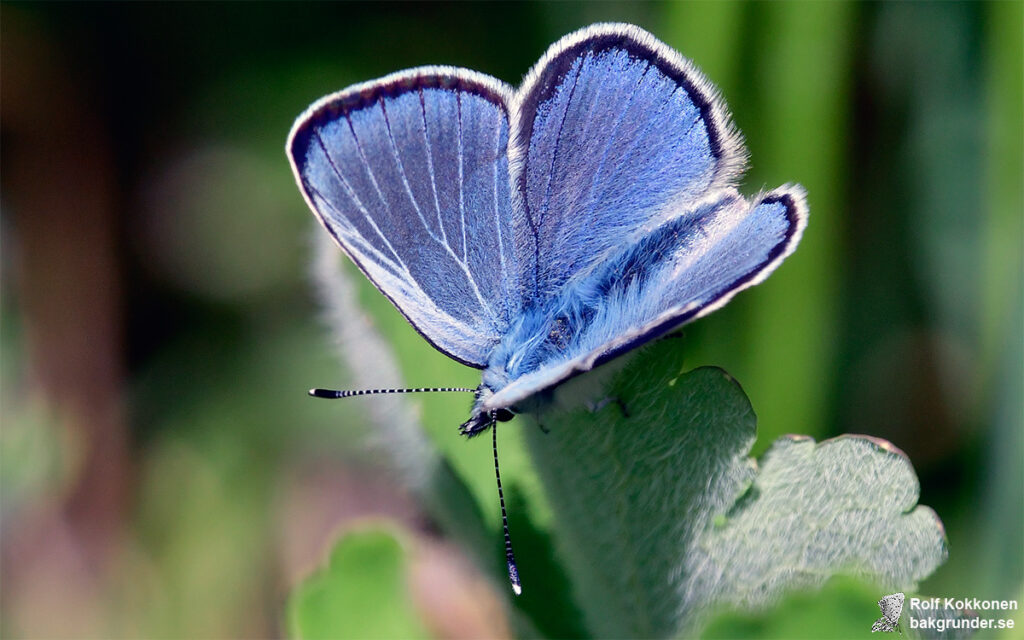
[523, 345, 947, 638]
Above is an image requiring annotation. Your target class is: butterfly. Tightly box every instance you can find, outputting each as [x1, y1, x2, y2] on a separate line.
[288, 22, 807, 595]
[871, 592, 905, 633]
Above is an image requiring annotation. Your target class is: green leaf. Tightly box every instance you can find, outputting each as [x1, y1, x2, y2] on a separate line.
[287, 527, 429, 640]
[700, 575, 883, 639]
[522, 344, 947, 638]
[701, 577, 984, 640]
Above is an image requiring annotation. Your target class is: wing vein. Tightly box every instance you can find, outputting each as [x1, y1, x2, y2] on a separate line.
[457, 91, 468, 263]
[385, 90, 501, 323]
[492, 119, 508, 317]
[313, 129, 407, 270]
[450, 91, 501, 324]
[537, 57, 585, 231]
[590, 84, 682, 218]
[304, 180, 403, 279]
[378, 97, 443, 245]
[418, 87, 448, 244]
[580, 62, 651, 219]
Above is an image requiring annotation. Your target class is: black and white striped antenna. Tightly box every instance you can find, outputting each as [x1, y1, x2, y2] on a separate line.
[308, 384, 524, 596]
[492, 421, 521, 595]
[308, 386, 476, 398]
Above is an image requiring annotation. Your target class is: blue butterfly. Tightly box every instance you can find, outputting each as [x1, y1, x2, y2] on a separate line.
[289, 22, 807, 433]
[288, 23, 807, 593]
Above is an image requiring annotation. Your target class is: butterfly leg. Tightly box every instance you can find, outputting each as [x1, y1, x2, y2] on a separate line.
[459, 412, 494, 437]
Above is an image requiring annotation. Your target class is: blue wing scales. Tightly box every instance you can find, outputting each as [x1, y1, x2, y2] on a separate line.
[288, 69, 522, 367]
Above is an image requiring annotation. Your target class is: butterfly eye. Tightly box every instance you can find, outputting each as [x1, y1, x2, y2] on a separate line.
[494, 408, 515, 422]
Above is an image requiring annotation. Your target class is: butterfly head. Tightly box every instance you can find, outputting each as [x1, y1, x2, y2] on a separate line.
[459, 386, 516, 437]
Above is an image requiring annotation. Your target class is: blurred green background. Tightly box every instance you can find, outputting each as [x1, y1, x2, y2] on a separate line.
[2, 1, 1020, 638]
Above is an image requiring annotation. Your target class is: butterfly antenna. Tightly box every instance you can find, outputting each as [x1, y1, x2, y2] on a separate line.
[492, 422, 522, 596]
[308, 386, 475, 399]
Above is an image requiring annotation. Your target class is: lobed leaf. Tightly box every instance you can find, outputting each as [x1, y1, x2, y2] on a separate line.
[522, 344, 947, 638]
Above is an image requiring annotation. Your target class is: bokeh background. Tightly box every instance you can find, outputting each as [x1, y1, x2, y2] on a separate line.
[2, 2, 1021, 638]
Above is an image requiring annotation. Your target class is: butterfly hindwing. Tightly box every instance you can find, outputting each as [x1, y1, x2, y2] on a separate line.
[483, 185, 806, 411]
[509, 23, 747, 302]
[289, 68, 522, 367]
[582, 186, 806, 355]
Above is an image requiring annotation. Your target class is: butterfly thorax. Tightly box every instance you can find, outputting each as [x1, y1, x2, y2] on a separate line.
[485, 300, 594, 379]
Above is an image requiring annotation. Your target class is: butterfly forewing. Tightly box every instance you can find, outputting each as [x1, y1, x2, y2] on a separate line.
[509, 24, 747, 302]
[289, 69, 522, 367]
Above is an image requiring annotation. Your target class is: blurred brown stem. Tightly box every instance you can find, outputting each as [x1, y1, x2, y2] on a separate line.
[3, 10, 131, 566]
